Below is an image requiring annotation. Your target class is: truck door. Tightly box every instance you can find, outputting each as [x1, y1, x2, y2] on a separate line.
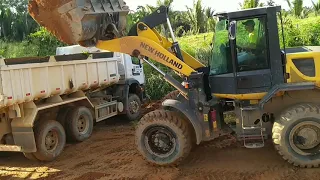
[234, 16, 272, 94]
[124, 55, 145, 84]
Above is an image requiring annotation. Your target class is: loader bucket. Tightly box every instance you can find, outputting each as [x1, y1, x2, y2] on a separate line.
[28, 0, 130, 46]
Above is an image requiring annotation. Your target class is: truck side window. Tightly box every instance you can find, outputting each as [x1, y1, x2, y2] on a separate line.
[235, 17, 269, 72]
[131, 57, 140, 65]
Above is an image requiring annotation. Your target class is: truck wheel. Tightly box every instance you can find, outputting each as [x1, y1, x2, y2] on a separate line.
[23, 153, 38, 161]
[33, 120, 66, 162]
[273, 103, 320, 168]
[65, 106, 94, 142]
[56, 107, 72, 129]
[161, 90, 180, 102]
[126, 94, 142, 121]
[135, 110, 192, 166]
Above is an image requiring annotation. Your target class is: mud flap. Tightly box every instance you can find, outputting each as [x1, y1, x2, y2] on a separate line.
[162, 99, 203, 144]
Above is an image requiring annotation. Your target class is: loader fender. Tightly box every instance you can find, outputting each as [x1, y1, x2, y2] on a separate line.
[162, 99, 202, 145]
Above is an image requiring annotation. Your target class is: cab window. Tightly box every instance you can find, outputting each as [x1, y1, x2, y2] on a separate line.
[210, 19, 233, 75]
[131, 57, 140, 65]
[235, 17, 269, 72]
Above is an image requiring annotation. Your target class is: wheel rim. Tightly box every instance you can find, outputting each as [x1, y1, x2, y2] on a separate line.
[129, 100, 139, 114]
[45, 129, 59, 151]
[77, 115, 90, 135]
[144, 126, 177, 158]
[289, 121, 320, 156]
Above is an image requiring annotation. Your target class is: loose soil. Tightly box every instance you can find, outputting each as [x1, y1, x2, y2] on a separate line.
[0, 103, 319, 179]
[28, 0, 78, 45]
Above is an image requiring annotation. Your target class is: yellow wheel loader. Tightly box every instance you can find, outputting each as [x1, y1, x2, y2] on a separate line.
[28, 1, 320, 168]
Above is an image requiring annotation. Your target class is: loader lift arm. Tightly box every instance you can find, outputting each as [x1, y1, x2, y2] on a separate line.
[28, 2, 209, 98]
[28, 1, 205, 76]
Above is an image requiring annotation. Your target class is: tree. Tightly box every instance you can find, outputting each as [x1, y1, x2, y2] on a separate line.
[240, 0, 264, 9]
[186, 0, 206, 33]
[267, 0, 275, 6]
[312, 0, 320, 15]
[0, 0, 39, 40]
[205, 7, 216, 32]
[286, 0, 305, 17]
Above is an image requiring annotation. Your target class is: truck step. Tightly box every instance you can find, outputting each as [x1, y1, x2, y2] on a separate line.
[0, 145, 22, 152]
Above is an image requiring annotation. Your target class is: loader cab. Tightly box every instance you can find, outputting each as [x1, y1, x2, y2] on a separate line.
[209, 6, 285, 97]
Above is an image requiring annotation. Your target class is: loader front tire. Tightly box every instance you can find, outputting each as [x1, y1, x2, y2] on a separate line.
[161, 90, 180, 102]
[135, 110, 192, 166]
[273, 103, 320, 168]
[33, 120, 66, 162]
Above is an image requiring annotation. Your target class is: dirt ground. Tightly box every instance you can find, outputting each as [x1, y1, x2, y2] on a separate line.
[0, 104, 320, 180]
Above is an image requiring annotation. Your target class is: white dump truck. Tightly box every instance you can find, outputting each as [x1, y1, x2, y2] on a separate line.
[0, 45, 145, 161]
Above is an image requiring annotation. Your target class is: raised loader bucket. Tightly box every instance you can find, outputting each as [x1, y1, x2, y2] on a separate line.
[28, 0, 129, 46]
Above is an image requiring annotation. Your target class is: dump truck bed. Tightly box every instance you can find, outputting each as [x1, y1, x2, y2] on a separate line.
[0, 52, 121, 108]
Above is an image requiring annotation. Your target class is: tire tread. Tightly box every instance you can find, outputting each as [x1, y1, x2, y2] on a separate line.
[136, 109, 192, 167]
[273, 103, 320, 168]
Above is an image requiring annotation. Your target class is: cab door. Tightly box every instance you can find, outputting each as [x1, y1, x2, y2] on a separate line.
[233, 16, 272, 94]
[126, 56, 145, 85]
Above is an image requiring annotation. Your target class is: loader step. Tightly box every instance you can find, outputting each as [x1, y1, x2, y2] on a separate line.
[240, 106, 265, 148]
[240, 106, 260, 111]
[244, 142, 264, 149]
[242, 126, 264, 130]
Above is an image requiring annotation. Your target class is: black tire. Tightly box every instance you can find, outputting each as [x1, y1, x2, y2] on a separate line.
[272, 103, 320, 168]
[56, 107, 72, 128]
[135, 110, 192, 166]
[65, 106, 94, 142]
[161, 90, 180, 102]
[126, 94, 142, 121]
[33, 120, 66, 162]
[23, 153, 38, 161]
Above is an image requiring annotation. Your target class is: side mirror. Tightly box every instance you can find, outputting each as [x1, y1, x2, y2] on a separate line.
[229, 20, 236, 40]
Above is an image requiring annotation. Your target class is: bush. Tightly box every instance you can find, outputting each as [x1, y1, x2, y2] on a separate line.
[0, 40, 39, 58]
[0, 28, 66, 58]
[280, 16, 320, 48]
[27, 27, 66, 57]
[145, 74, 177, 100]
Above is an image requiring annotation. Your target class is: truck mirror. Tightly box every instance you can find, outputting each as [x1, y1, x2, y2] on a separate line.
[229, 21, 236, 40]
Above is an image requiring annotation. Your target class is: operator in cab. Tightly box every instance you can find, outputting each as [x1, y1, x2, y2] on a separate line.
[237, 20, 258, 65]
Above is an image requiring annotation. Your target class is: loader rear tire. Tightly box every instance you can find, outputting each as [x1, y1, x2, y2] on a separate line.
[272, 103, 320, 168]
[65, 106, 94, 142]
[135, 110, 192, 166]
[33, 120, 66, 162]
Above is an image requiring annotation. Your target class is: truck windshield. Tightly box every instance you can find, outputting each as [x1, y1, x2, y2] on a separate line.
[209, 19, 233, 75]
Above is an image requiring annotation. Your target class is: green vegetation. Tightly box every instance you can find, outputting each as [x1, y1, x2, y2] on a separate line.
[2, 0, 320, 100]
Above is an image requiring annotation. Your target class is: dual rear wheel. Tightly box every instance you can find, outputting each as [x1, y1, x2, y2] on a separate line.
[24, 106, 93, 162]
